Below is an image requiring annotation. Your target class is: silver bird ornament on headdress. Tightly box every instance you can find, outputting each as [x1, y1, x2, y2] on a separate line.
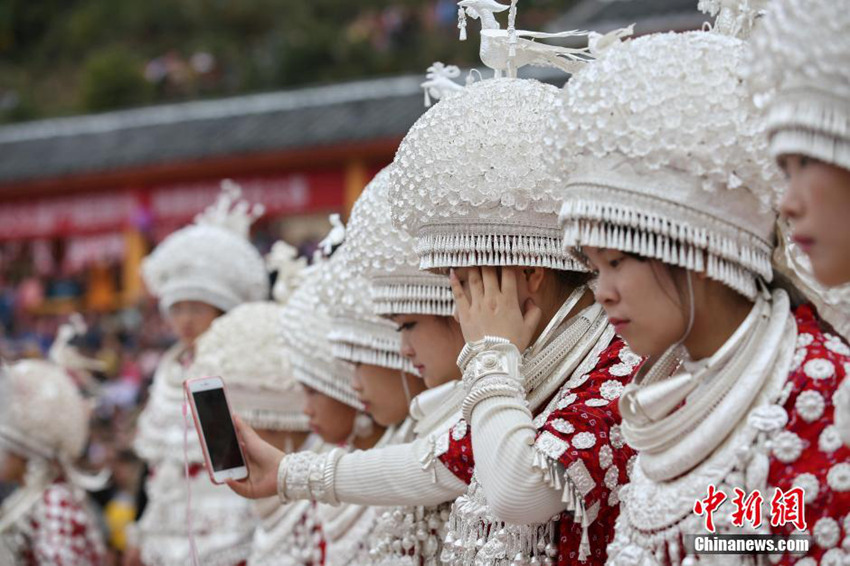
[458, 0, 624, 78]
[421, 62, 465, 107]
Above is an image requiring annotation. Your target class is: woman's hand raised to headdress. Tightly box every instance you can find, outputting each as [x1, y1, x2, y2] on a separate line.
[449, 266, 541, 352]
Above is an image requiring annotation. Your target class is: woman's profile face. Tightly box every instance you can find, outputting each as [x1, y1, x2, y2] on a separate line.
[394, 314, 464, 389]
[351, 364, 424, 427]
[300, 385, 356, 444]
[779, 154, 850, 287]
[583, 247, 688, 359]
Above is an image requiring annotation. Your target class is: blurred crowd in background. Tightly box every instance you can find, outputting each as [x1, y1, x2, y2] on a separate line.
[0, 1, 579, 563]
[0, 233, 324, 564]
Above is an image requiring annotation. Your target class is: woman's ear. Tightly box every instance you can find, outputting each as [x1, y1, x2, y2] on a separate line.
[523, 267, 547, 294]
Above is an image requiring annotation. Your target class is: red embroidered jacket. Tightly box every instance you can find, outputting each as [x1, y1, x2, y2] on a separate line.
[438, 335, 642, 565]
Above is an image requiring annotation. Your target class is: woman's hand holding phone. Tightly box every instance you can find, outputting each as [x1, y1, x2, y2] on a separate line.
[226, 416, 285, 500]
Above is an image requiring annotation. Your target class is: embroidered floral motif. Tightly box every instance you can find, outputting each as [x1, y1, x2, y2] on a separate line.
[572, 432, 597, 450]
[607, 486, 620, 507]
[795, 389, 826, 423]
[626, 455, 637, 479]
[619, 349, 642, 367]
[826, 463, 850, 491]
[824, 334, 850, 356]
[820, 549, 846, 565]
[819, 425, 843, 454]
[599, 445, 614, 470]
[796, 333, 814, 348]
[585, 398, 610, 407]
[533, 409, 551, 429]
[537, 430, 570, 460]
[609, 349, 641, 378]
[550, 419, 575, 435]
[610, 425, 625, 449]
[791, 473, 819, 503]
[748, 404, 789, 432]
[604, 466, 620, 491]
[600, 380, 625, 401]
[557, 393, 578, 410]
[452, 419, 469, 441]
[812, 516, 841, 548]
[772, 430, 804, 463]
[804, 358, 836, 380]
[609, 363, 633, 377]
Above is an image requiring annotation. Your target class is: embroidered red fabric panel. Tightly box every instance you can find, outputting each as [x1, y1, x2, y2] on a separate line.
[769, 304, 849, 565]
[438, 418, 475, 485]
[534, 336, 642, 566]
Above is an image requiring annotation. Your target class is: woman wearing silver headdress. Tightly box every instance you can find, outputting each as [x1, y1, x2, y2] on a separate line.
[748, 0, 850, 451]
[550, 3, 849, 563]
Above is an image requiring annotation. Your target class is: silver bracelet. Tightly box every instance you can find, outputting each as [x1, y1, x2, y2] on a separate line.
[279, 451, 315, 504]
[315, 448, 344, 505]
[462, 343, 522, 392]
[457, 336, 513, 372]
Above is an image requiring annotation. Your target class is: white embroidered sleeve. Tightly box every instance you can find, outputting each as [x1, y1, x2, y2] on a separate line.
[465, 346, 567, 524]
[333, 437, 467, 506]
[277, 439, 466, 507]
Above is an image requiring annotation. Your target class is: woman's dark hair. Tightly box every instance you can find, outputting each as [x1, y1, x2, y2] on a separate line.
[555, 269, 593, 294]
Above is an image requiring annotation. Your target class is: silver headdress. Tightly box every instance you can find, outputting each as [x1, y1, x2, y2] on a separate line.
[0, 316, 108, 490]
[551, 3, 783, 299]
[421, 62, 465, 107]
[142, 180, 269, 313]
[744, 0, 850, 335]
[746, 0, 850, 172]
[266, 240, 308, 305]
[322, 172, 417, 373]
[279, 252, 361, 411]
[345, 167, 454, 318]
[457, 0, 593, 78]
[390, 2, 630, 274]
[389, 76, 586, 273]
[190, 301, 309, 431]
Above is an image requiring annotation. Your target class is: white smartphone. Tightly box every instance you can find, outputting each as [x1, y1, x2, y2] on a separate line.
[185, 376, 249, 484]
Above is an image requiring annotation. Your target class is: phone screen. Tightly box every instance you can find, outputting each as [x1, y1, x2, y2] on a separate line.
[192, 388, 244, 472]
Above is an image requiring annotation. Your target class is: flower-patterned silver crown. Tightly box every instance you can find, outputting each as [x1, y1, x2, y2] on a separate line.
[279, 258, 361, 411]
[190, 301, 309, 431]
[142, 180, 269, 313]
[551, 20, 783, 299]
[345, 167, 454, 318]
[389, 78, 586, 273]
[746, 0, 850, 172]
